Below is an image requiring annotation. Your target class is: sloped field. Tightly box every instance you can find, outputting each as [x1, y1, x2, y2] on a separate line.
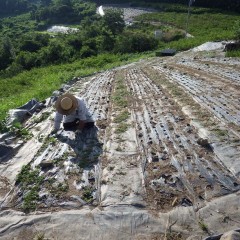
[0, 47, 240, 240]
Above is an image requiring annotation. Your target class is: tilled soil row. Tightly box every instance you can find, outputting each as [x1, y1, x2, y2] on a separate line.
[153, 63, 240, 128]
[123, 64, 240, 211]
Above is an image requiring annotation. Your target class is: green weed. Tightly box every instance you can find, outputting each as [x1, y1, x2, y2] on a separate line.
[82, 186, 94, 203]
[213, 128, 228, 137]
[16, 165, 44, 212]
[33, 112, 51, 124]
[10, 122, 33, 140]
[198, 220, 209, 233]
[115, 123, 129, 134]
[113, 110, 130, 123]
[22, 186, 39, 212]
[49, 182, 69, 198]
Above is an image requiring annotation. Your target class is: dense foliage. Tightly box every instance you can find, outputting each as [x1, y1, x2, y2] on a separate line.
[91, 0, 240, 13]
[0, 0, 32, 14]
[32, 0, 96, 24]
[0, 1, 160, 77]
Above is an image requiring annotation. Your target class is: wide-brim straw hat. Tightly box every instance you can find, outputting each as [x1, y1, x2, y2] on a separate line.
[55, 93, 78, 115]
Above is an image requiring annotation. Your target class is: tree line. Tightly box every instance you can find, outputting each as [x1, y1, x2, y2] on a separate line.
[1, 0, 240, 14]
[1, 0, 239, 77]
[0, 3, 159, 77]
[91, 0, 240, 13]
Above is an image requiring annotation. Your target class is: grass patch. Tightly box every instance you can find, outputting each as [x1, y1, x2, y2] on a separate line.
[213, 128, 228, 137]
[226, 49, 240, 57]
[112, 80, 129, 108]
[113, 110, 130, 123]
[115, 123, 129, 134]
[135, 4, 239, 51]
[112, 72, 131, 134]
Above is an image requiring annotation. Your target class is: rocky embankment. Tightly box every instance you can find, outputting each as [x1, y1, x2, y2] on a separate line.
[0, 43, 240, 240]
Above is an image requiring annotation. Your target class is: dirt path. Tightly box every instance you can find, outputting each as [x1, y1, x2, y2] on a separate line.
[0, 47, 240, 240]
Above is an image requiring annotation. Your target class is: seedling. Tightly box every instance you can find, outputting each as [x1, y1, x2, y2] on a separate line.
[82, 186, 94, 202]
[16, 165, 44, 212]
[198, 220, 209, 233]
[33, 112, 50, 124]
[10, 121, 33, 140]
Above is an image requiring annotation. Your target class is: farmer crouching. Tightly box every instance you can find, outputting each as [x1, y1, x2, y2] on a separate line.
[51, 93, 94, 134]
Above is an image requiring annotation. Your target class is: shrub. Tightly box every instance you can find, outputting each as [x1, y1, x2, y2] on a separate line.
[233, 20, 240, 41]
[163, 29, 185, 42]
[80, 45, 97, 58]
[115, 31, 158, 53]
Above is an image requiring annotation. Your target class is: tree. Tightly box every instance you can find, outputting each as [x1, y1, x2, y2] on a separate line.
[114, 31, 158, 53]
[98, 29, 115, 52]
[15, 51, 38, 70]
[101, 8, 125, 35]
[233, 20, 240, 42]
[0, 37, 16, 70]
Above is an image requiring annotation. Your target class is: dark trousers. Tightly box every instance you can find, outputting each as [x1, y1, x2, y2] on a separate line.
[63, 119, 94, 131]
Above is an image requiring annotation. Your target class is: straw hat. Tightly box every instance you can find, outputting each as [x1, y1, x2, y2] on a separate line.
[55, 93, 78, 115]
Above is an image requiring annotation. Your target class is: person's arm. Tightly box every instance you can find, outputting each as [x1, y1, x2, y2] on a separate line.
[52, 112, 63, 132]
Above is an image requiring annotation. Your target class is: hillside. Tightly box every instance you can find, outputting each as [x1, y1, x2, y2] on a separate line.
[0, 42, 240, 240]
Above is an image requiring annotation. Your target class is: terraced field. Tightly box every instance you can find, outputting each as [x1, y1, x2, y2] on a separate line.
[0, 45, 240, 240]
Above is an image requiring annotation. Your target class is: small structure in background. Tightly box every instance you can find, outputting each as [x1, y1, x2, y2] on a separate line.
[156, 48, 177, 56]
[47, 26, 79, 34]
[154, 30, 163, 39]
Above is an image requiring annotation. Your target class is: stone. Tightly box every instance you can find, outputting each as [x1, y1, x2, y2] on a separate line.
[39, 159, 54, 169]
[197, 138, 210, 147]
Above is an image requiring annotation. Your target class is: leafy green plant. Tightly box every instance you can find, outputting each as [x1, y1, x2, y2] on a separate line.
[22, 186, 39, 212]
[10, 121, 33, 140]
[16, 164, 44, 212]
[16, 165, 44, 189]
[33, 112, 51, 124]
[0, 119, 8, 133]
[82, 186, 94, 202]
